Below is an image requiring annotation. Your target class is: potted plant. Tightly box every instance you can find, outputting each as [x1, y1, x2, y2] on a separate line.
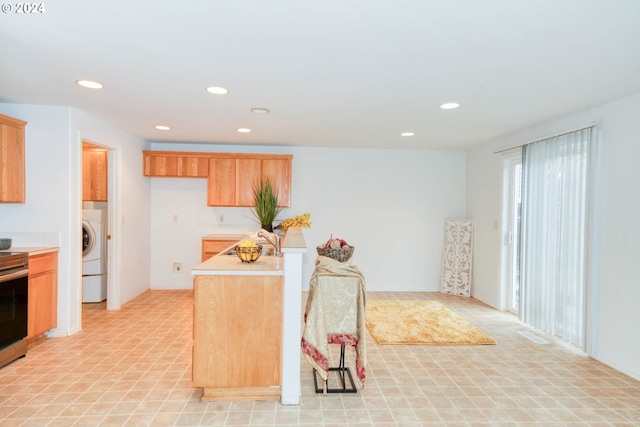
[251, 177, 281, 232]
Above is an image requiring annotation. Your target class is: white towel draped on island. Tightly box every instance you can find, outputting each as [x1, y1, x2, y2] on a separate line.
[301, 255, 367, 387]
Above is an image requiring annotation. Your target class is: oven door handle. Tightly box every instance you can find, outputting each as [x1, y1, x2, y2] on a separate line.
[0, 268, 28, 284]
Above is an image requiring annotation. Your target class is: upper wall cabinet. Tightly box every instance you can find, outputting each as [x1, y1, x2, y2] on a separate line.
[143, 151, 209, 177]
[82, 142, 108, 202]
[262, 158, 292, 207]
[208, 157, 263, 207]
[142, 150, 292, 208]
[207, 154, 292, 207]
[0, 113, 27, 203]
[207, 157, 237, 206]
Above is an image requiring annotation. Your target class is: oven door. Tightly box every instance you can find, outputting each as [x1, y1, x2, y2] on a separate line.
[0, 268, 28, 349]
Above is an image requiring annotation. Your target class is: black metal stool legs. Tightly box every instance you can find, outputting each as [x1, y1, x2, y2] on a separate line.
[313, 344, 357, 393]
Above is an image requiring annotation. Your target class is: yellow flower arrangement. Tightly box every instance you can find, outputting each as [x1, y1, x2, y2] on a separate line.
[277, 213, 312, 231]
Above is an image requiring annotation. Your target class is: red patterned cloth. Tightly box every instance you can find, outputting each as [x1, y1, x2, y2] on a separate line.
[301, 256, 367, 389]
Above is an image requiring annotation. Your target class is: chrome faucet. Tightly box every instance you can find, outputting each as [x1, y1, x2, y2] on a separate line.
[257, 229, 282, 257]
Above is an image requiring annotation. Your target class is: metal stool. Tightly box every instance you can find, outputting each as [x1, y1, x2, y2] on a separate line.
[312, 344, 357, 393]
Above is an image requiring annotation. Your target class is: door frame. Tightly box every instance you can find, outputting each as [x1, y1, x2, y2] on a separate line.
[80, 139, 121, 312]
[505, 156, 521, 315]
[499, 150, 522, 313]
[105, 148, 121, 310]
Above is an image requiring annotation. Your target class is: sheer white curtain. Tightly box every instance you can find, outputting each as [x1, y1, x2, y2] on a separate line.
[519, 127, 594, 349]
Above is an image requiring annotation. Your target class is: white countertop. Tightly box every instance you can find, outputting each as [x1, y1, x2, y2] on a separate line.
[0, 246, 59, 256]
[192, 250, 284, 276]
[191, 228, 307, 276]
[281, 228, 307, 253]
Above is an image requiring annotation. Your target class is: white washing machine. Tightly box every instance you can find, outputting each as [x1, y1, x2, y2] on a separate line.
[82, 209, 107, 302]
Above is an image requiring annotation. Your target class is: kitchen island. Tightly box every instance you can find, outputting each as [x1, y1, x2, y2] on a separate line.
[191, 228, 306, 404]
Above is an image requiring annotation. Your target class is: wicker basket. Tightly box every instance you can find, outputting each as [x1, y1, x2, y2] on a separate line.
[316, 245, 354, 262]
[235, 245, 263, 263]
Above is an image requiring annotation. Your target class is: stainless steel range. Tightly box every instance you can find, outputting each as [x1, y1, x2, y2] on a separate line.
[0, 252, 29, 369]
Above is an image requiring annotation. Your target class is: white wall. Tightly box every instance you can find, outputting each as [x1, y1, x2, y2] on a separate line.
[466, 92, 640, 381]
[0, 103, 151, 337]
[148, 143, 466, 292]
[466, 143, 505, 307]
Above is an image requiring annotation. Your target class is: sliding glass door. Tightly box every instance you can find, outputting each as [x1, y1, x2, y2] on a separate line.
[500, 126, 595, 351]
[519, 127, 593, 349]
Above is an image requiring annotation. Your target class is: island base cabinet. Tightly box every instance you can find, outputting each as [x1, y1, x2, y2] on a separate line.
[193, 275, 283, 401]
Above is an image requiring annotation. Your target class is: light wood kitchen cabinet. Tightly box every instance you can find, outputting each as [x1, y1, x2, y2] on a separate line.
[201, 239, 239, 262]
[207, 157, 236, 206]
[208, 157, 262, 207]
[207, 154, 292, 207]
[142, 150, 292, 206]
[235, 157, 262, 206]
[192, 275, 283, 401]
[143, 151, 209, 177]
[82, 143, 108, 202]
[262, 157, 292, 207]
[27, 251, 58, 343]
[0, 113, 27, 203]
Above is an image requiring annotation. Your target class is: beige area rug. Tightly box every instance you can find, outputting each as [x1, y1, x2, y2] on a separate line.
[366, 300, 496, 345]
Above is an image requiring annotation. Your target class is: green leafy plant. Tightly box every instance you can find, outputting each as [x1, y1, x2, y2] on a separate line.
[251, 177, 282, 232]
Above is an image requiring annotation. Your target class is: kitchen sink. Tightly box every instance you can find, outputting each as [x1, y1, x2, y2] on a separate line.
[261, 246, 277, 256]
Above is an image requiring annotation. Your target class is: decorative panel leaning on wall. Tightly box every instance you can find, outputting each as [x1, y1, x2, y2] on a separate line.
[440, 219, 474, 297]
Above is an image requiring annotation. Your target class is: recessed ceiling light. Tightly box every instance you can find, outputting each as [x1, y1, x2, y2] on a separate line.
[251, 107, 270, 114]
[440, 102, 460, 110]
[400, 132, 415, 137]
[236, 128, 251, 133]
[155, 125, 170, 131]
[206, 86, 229, 95]
[76, 80, 103, 89]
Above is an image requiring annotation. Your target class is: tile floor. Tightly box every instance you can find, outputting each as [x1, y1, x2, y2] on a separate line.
[1, 290, 639, 426]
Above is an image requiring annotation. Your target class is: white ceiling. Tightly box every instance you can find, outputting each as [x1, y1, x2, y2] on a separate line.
[2, 1, 640, 150]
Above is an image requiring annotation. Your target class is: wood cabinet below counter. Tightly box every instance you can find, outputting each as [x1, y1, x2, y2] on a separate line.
[27, 250, 58, 343]
[201, 238, 240, 262]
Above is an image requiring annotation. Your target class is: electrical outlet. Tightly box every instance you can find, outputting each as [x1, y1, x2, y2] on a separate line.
[172, 262, 182, 273]
[219, 215, 224, 223]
